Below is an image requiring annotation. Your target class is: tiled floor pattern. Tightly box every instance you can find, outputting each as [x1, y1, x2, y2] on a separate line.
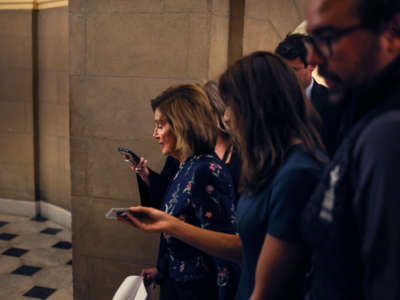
[0, 214, 72, 300]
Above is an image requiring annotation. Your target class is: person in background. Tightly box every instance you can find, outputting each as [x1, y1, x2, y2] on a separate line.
[119, 83, 239, 300]
[125, 52, 326, 300]
[276, 33, 342, 157]
[202, 81, 241, 197]
[301, 0, 400, 299]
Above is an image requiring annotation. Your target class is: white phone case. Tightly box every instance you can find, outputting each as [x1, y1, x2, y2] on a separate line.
[105, 208, 130, 219]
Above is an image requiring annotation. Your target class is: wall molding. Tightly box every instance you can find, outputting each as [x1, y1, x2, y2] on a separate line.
[0, 198, 36, 217]
[0, 0, 68, 10]
[0, 198, 71, 229]
[293, 20, 307, 34]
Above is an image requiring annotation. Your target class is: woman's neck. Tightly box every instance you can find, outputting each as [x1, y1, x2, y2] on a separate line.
[215, 135, 231, 162]
[291, 137, 303, 146]
[169, 150, 185, 164]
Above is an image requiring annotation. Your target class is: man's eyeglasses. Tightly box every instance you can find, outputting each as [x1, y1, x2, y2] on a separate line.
[305, 24, 364, 58]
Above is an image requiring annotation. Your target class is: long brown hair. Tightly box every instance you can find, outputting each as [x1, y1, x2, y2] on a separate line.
[219, 51, 324, 194]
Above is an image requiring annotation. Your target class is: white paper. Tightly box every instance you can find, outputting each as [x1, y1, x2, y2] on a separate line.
[112, 275, 149, 300]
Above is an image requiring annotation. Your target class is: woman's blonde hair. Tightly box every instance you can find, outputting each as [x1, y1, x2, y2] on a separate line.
[151, 84, 218, 158]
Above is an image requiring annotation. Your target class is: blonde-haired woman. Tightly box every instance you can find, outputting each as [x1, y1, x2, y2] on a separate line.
[119, 83, 238, 300]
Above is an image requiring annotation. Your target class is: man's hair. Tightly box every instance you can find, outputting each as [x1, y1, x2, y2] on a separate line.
[275, 33, 313, 67]
[355, 0, 400, 30]
[218, 51, 324, 194]
[150, 84, 217, 158]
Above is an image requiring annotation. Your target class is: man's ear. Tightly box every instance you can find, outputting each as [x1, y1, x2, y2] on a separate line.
[308, 64, 316, 72]
[384, 13, 400, 54]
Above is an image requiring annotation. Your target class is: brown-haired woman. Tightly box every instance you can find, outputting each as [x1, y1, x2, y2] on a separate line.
[218, 51, 325, 300]
[126, 52, 326, 300]
[119, 83, 239, 300]
[202, 80, 241, 195]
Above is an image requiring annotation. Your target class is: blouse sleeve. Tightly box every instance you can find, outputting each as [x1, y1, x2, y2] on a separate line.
[139, 156, 180, 209]
[268, 168, 320, 243]
[190, 161, 239, 300]
[138, 157, 180, 276]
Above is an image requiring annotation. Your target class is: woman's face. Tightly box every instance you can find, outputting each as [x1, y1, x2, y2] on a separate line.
[153, 108, 179, 159]
[223, 106, 234, 130]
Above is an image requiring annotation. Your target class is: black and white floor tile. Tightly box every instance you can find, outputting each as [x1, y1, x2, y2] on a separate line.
[0, 214, 72, 300]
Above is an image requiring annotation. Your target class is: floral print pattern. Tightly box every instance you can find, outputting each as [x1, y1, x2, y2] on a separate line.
[205, 211, 213, 219]
[205, 184, 215, 194]
[160, 154, 239, 300]
[217, 267, 230, 287]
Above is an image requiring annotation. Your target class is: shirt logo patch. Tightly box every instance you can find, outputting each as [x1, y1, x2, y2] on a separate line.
[319, 165, 340, 223]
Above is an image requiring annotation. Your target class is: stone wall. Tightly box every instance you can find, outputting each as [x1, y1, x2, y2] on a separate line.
[0, 11, 35, 201]
[243, 0, 305, 53]
[37, 7, 71, 210]
[0, 5, 70, 213]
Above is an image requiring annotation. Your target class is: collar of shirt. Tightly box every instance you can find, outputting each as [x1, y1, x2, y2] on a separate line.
[306, 77, 315, 101]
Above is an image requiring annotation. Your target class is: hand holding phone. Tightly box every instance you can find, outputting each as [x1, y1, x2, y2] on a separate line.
[105, 208, 130, 219]
[117, 147, 141, 164]
[117, 146, 150, 185]
[105, 208, 147, 221]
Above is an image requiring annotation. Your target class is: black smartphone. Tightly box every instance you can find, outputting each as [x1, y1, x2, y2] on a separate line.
[117, 147, 141, 164]
[118, 210, 147, 220]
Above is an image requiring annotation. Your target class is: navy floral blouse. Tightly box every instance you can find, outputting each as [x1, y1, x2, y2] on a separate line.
[160, 153, 239, 299]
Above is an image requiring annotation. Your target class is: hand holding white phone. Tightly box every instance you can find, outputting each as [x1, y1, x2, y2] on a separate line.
[105, 208, 130, 219]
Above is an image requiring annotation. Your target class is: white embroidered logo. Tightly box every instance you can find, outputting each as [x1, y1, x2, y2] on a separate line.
[319, 165, 340, 222]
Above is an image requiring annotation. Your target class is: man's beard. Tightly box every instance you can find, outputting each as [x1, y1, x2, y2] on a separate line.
[317, 40, 381, 104]
[317, 65, 345, 103]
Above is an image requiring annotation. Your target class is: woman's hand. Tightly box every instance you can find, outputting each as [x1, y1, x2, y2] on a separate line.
[120, 206, 174, 233]
[129, 157, 150, 186]
[141, 267, 160, 286]
[118, 207, 243, 264]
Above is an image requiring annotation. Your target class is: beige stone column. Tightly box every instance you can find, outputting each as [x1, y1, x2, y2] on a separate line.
[0, 1, 70, 217]
[229, 0, 308, 56]
[69, 1, 230, 299]
[37, 7, 71, 211]
[243, 0, 307, 53]
[0, 12, 35, 201]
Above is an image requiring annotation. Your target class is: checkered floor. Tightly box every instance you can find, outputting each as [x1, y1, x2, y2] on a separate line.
[0, 214, 72, 299]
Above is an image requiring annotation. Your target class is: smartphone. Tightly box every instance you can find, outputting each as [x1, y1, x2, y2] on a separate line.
[117, 147, 141, 164]
[105, 207, 146, 220]
[105, 207, 130, 219]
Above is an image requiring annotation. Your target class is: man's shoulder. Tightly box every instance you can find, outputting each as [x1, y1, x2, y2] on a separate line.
[355, 110, 400, 157]
[311, 80, 330, 108]
[360, 110, 400, 138]
[312, 81, 328, 96]
[313, 80, 328, 91]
